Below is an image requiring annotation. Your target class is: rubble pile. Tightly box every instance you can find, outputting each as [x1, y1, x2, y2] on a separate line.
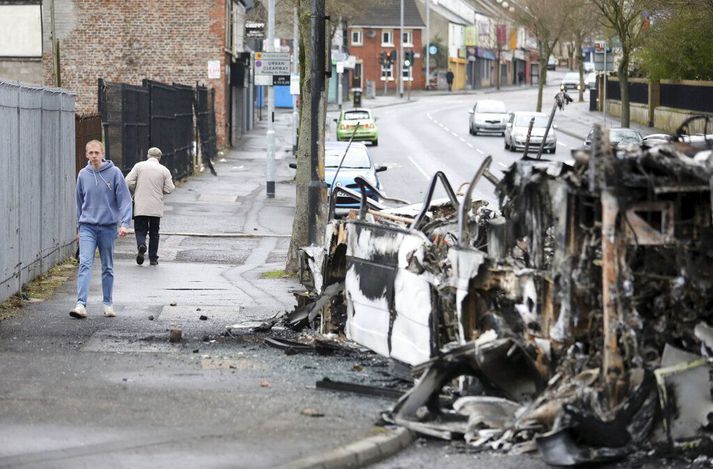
[294, 114, 713, 465]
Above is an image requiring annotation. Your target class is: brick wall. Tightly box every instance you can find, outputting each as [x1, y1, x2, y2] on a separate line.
[44, 0, 230, 147]
[349, 27, 425, 92]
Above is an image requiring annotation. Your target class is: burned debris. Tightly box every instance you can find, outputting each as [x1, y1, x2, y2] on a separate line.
[288, 100, 713, 464]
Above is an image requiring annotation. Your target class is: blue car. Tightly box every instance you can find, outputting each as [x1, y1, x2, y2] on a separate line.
[324, 141, 387, 215]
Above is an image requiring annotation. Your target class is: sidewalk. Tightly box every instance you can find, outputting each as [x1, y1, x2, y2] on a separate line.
[0, 111, 406, 468]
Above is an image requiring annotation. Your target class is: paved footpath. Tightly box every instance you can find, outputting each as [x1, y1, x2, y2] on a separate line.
[0, 111, 407, 469]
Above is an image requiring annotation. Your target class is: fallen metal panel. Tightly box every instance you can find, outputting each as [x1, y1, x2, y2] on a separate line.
[345, 221, 435, 366]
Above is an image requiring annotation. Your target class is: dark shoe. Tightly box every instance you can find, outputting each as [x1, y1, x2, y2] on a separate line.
[150, 259, 158, 266]
[136, 245, 146, 265]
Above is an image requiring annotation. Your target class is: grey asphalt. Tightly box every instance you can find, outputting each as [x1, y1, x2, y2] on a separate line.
[0, 80, 666, 469]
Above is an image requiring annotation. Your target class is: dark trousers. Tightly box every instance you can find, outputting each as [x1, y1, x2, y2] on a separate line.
[134, 216, 161, 261]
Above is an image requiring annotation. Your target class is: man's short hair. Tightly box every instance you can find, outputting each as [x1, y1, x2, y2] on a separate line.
[147, 147, 162, 158]
[85, 140, 104, 152]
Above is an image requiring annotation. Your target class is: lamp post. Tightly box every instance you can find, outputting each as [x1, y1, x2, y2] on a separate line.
[399, 0, 404, 98]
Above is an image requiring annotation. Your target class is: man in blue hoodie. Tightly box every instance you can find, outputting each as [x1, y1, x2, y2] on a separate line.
[70, 140, 133, 319]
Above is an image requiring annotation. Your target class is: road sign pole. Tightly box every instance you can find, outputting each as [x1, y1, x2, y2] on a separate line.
[603, 46, 607, 127]
[266, 0, 276, 199]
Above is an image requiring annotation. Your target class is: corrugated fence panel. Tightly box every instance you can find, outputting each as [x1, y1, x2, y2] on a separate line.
[0, 80, 75, 304]
[0, 82, 20, 301]
[18, 86, 44, 284]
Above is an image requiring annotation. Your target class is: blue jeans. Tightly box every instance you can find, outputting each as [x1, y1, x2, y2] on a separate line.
[77, 224, 117, 306]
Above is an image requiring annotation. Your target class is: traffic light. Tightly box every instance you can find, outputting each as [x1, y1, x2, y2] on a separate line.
[379, 51, 386, 65]
[389, 50, 397, 64]
[404, 51, 414, 66]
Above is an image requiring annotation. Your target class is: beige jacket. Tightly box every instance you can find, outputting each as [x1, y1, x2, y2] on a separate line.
[125, 158, 175, 217]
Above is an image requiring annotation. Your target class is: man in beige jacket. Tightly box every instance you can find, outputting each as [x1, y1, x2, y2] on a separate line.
[125, 147, 175, 265]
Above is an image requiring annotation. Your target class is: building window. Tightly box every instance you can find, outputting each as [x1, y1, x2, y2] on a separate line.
[0, 2, 42, 58]
[381, 64, 394, 81]
[351, 30, 363, 46]
[381, 30, 393, 46]
[402, 30, 413, 47]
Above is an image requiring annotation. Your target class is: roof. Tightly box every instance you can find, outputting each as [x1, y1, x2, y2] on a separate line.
[427, 2, 470, 26]
[349, 0, 425, 29]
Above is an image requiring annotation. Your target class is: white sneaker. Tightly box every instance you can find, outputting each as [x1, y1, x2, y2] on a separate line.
[103, 305, 116, 318]
[70, 303, 87, 319]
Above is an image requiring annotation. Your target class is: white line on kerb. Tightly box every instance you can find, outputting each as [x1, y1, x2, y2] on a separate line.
[408, 156, 430, 181]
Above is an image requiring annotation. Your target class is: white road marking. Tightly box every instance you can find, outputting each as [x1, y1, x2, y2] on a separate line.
[443, 126, 450, 132]
[451, 131, 458, 137]
[408, 156, 430, 181]
[558, 141, 569, 147]
[459, 137, 466, 143]
[476, 149, 484, 155]
[498, 162, 508, 168]
[466, 143, 473, 148]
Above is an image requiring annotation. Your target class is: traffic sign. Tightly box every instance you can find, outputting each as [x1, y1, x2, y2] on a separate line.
[428, 45, 437, 55]
[254, 51, 290, 87]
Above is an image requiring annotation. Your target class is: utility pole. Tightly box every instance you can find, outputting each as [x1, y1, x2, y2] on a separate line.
[50, 0, 61, 87]
[292, 7, 299, 155]
[425, 0, 430, 90]
[308, 0, 326, 245]
[266, 0, 276, 198]
[399, 0, 404, 98]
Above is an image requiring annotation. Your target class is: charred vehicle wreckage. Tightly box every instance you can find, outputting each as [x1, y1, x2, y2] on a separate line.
[281, 107, 713, 465]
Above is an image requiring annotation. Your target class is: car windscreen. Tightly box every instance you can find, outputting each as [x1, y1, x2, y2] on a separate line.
[343, 111, 371, 121]
[610, 129, 642, 144]
[563, 73, 579, 81]
[514, 115, 549, 127]
[325, 147, 371, 168]
[476, 101, 507, 113]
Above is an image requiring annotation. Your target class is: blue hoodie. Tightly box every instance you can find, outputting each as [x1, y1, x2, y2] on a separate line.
[76, 160, 133, 228]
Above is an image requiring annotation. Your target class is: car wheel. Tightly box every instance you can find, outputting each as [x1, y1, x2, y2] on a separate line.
[373, 139, 378, 146]
[504, 140, 509, 150]
[469, 126, 474, 135]
[550, 147, 556, 154]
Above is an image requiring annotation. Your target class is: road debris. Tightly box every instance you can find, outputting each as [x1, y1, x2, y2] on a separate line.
[169, 328, 182, 343]
[291, 105, 713, 464]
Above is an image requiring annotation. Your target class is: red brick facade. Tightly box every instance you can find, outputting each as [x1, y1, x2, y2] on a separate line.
[44, 0, 230, 147]
[348, 27, 425, 92]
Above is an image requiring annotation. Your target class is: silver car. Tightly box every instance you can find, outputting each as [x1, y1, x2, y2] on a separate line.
[504, 111, 557, 154]
[468, 99, 509, 136]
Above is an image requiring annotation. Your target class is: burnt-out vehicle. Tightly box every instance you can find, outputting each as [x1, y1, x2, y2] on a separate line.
[295, 111, 713, 465]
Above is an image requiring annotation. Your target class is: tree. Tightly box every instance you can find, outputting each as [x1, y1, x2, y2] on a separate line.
[511, 0, 577, 111]
[590, 0, 650, 127]
[637, 2, 713, 80]
[282, 0, 386, 274]
[567, 1, 601, 102]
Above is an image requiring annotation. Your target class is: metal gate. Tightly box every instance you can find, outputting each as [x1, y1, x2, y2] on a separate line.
[195, 85, 217, 166]
[98, 79, 150, 174]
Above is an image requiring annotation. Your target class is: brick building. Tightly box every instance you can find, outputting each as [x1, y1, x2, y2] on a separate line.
[347, 0, 426, 94]
[0, 0, 252, 148]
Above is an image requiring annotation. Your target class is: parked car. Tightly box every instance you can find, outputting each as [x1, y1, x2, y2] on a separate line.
[583, 128, 643, 149]
[468, 99, 509, 136]
[560, 72, 581, 91]
[335, 108, 379, 146]
[504, 111, 557, 154]
[547, 55, 557, 70]
[584, 72, 597, 90]
[324, 141, 387, 214]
